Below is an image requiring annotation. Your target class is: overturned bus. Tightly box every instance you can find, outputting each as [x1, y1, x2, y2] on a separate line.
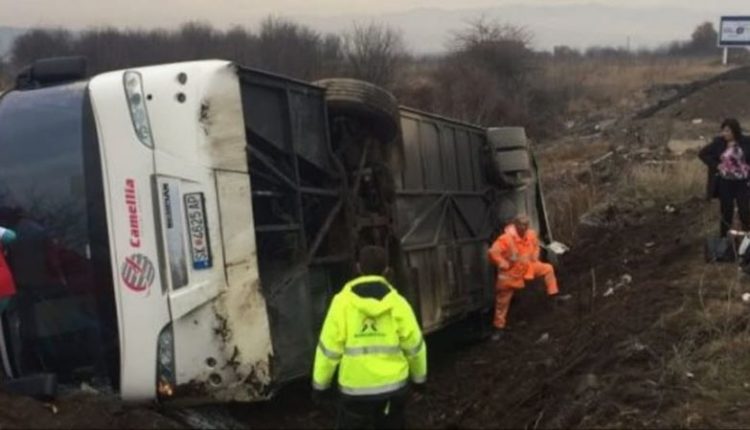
[0, 58, 557, 402]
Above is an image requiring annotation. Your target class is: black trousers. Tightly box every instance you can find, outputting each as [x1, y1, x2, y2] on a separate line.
[336, 391, 407, 430]
[719, 178, 750, 237]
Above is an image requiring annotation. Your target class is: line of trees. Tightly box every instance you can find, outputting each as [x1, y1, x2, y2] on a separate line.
[3, 19, 406, 87]
[0, 19, 741, 138]
[552, 21, 739, 60]
[0, 17, 559, 134]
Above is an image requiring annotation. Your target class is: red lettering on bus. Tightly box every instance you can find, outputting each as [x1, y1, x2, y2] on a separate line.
[125, 179, 141, 248]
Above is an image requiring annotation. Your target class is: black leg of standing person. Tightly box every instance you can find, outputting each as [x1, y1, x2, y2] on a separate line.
[719, 178, 735, 237]
[377, 393, 407, 430]
[736, 180, 750, 231]
[337, 396, 375, 430]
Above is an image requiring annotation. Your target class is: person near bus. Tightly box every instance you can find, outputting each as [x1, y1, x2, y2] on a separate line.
[0, 225, 18, 313]
[488, 214, 559, 340]
[312, 245, 427, 429]
[699, 118, 750, 237]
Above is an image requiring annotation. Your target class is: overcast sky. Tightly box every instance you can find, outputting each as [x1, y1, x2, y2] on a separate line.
[2, 0, 749, 51]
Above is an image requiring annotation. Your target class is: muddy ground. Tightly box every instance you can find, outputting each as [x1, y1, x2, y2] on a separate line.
[223, 197, 719, 429]
[3, 66, 750, 429]
[1, 194, 730, 429]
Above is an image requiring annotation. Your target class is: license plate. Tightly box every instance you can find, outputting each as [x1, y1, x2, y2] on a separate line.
[184, 192, 212, 270]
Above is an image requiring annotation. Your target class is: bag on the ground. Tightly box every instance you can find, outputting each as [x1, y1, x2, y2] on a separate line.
[738, 235, 750, 273]
[705, 236, 736, 263]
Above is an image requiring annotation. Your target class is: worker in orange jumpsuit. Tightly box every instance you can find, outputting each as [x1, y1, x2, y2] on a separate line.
[488, 214, 559, 340]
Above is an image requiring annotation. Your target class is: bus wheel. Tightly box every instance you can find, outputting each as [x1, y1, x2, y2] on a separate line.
[314, 78, 400, 144]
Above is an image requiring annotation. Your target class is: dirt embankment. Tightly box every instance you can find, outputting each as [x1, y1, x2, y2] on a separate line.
[218, 185, 719, 429]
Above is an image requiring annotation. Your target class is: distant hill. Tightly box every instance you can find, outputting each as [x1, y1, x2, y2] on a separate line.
[0, 27, 25, 59]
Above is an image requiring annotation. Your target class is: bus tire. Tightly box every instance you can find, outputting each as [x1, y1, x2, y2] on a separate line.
[314, 78, 400, 144]
[487, 127, 528, 150]
[485, 127, 532, 189]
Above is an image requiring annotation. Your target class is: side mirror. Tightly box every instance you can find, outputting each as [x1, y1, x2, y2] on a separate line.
[16, 56, 87, 89]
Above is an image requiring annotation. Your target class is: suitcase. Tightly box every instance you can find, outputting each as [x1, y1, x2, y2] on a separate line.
[705, 236, 737, 263]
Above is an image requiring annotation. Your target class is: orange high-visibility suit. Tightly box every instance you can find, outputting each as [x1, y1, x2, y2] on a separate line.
[488, 224, 559, 329]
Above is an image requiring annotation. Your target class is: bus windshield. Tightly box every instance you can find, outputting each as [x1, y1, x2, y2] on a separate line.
[0, 82, 119, 388]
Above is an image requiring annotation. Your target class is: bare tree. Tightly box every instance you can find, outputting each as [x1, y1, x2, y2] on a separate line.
[11, 28, 73, 67]
[690, 22, 719, 54]
[319, 34, 343, 77]
[8, 19, 346, 81]
[342, 23, 406, 87]
[222, 26, 259, 65]
[256, 16, 329, 80]
[449, 17, 534, 86]
[410, 18, 538, 126]
[667, 21, 721, 57]
[175, 22, 219, 60]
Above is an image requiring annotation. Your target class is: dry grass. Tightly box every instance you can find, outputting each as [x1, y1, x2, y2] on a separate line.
[536, 139, 612, 166]
[542, 158, 704, 245]
[542, 57, 724, 115]
[545, 181, 600, 245]
[536, 140, 612, 244]
[657, 259, 750, 427]
[624, 158, 704, 202]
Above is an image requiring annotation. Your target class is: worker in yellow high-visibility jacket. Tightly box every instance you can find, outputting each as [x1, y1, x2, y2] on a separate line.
[312, 245, 427, 429]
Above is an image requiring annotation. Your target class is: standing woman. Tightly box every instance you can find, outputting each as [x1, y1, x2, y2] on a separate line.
[699, 118, 750, 237]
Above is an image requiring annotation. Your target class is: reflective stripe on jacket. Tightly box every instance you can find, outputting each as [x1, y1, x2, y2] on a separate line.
[488, 225, 540, 289]
[312, 275, 427, 396]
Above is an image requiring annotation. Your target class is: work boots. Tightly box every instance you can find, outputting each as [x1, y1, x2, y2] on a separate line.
[546, 293, 573, 312]
[491, 329, 505, 342]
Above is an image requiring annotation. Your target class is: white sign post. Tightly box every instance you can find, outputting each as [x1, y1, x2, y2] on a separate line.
[719, 16, 750, 66]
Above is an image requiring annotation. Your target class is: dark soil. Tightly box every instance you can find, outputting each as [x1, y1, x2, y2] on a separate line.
[0, 392, 182, 429]
[208, 197, 714, 429]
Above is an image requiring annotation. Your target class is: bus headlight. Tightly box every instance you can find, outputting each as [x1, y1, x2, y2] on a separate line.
[123, 71, 155, 148]
[156, 323, 175, 398]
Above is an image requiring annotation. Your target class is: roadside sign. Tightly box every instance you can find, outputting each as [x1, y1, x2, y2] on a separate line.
[719, 16, 750, 47]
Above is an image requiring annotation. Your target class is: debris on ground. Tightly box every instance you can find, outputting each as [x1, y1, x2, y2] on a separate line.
[80, 382, 99, 396]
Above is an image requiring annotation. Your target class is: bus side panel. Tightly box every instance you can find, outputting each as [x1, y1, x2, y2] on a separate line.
[213, 170, 273, 400]
[393, 112, 496, 334]
[202, 64, 274, 400]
